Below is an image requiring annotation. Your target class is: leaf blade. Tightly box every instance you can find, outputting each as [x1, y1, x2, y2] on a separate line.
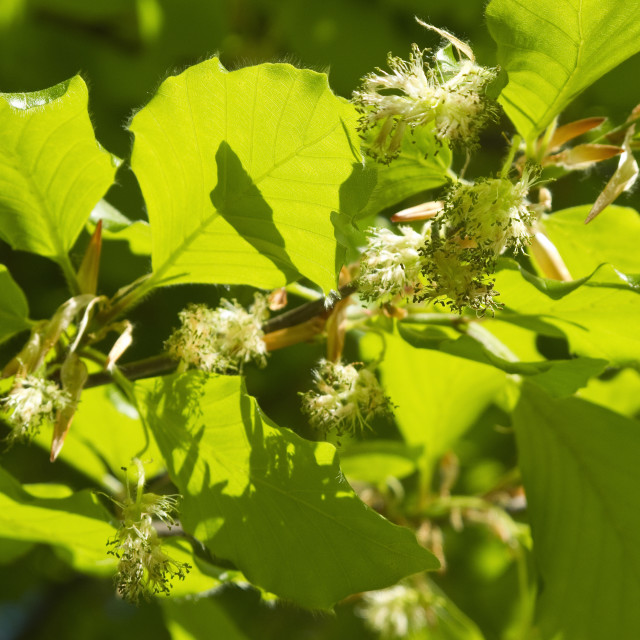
[136, 372, 438, 609]
[486, 0, 640, 140]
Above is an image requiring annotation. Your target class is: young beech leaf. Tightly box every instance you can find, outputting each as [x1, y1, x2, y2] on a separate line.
[130, 58, 371, 293]
[486, 0, 640, 141]
[0, 76, 118, 261]
[135, 372, 438, 609]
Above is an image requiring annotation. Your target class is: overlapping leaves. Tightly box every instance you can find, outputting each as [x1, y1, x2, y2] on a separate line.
[136, 372, 438, 609]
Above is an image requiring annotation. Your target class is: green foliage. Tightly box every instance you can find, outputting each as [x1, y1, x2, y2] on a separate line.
[486, 0, 640, 141]
[130, 58, 369, 292]
[514, 384, 640, 639]
[0, 265, 30, 343]
[0, 2, 639, 639]
[0, 76, 118, 266]
[136, 373, 438, 609]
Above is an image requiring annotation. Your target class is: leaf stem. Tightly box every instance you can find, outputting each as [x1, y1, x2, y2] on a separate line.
[57, 254, 81, 296]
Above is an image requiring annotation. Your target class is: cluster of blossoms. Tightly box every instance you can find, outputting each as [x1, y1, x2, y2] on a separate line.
[353, 37, 498, 161]
[358, 224, 427, 303]
[358, 582, 443, 639]
[359, 170, 537, 313]
[300, 359, 392, 437]
[1, 375, 71, 444]
[165, 293, 269, 373]
[107, 462, 191, 603]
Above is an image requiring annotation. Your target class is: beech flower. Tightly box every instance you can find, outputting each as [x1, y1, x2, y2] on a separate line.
[442, 171, 537, 258]
[358, 224, 428, 303]
[2, 375, 71, 443]
[300, 360, 392, 437]
[353, 40, 497, 160]
[165, 293, 268, 373]
[358, 583, 432, 638]
[107, 461, 190, 603]
[418, 170, 537, 313]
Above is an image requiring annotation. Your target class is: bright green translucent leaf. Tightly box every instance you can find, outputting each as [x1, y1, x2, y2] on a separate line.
[486, 0, 640, 141]
[578, 368, 640, 418]
[361, 330, 506, 465]
[0, 76, 118, 260]
[541, 205, 640, 279]
[513, 384, 640, 639]
[0, 464, 116, 575]
[136, 373, 438, 609]
[34, 385, 163, 491]
[163, 595, 248, 640]
[161, 538, 224, 598]
[495, 262, 640, 366]
[0, 264, 30, 343]
[89, 199, 152, 255]
[339, 441, 423, 485]
[130, 58, 369, 292]
[397, 320, 606, 397]
[360, 127, 452, 218]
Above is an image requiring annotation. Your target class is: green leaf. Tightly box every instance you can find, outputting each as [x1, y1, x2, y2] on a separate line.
[338, 441, 423, 485]
[136, 372, 438, 609]
[397, 320, 606, 397]
[486, 0, 640, 141]
[513, 384, 640, 639]
[0, 76, 118, 260]
[130, 58, 369, 292]
[541, 205, 640, 279]
[578, 368, 640, 417]
[34, 385, 163, 491]
[361, 330, 506, 465]
[0, 464, 115, 574]
[163, 595, 249, 640]
[360, 126, 452, 218]
[0, 264, 30, 343]
[495, 262, 640, 366]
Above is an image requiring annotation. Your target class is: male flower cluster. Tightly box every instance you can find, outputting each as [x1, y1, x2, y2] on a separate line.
[353, 34, 497, 161]
[1, 375, 71, 444]
[359, 171, 537, 313]
[107, 462, 190, 603]
[165, 293, 269, 373]
[358, 582, 445, 639]
[300, 359, 392, 437]
[358, 224, 427, 303]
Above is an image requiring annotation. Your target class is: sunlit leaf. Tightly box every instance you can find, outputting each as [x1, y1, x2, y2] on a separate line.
[495, 262, 640, 367]
[0, 76, 118, 260]
[514, 384, 640, 639]
[130, 58, 370, 292]
[361, 330, 506, 467]
[541, 205, 640, 278]
[486, 0, 640, 141]
[0, 464, 115, 574]
[136, 372, 438, 609]
[360, 126, 451, 218]
[396, 320, 606, 397]
[163, 595, 248, 640]
[0, 264, 30, 343]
